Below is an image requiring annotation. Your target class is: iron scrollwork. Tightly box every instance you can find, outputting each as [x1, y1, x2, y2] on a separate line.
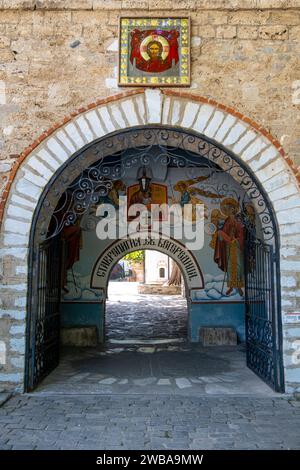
[41, 128, 276, 243]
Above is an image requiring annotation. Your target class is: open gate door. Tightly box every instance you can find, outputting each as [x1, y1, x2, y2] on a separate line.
[26, 236, 62, 391]
[244, 233, 284, 392]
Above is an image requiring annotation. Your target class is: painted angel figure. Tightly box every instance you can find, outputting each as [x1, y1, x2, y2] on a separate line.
[172, 175, 222, 222]
[210, 198, 245, 297]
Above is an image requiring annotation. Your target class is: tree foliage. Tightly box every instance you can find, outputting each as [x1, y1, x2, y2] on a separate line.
[122, 250, 144, 263]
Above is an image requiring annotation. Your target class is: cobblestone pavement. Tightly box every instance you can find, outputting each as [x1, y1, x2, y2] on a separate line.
[105, 283, 188, 341]
[3, 285, 298, 450]
[37, 344, 277, 396]
[0, 394, 300, 450]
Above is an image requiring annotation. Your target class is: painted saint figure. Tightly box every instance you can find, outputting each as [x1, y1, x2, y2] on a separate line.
[130, 29, 179, 73]
[212, 198, 245, 296]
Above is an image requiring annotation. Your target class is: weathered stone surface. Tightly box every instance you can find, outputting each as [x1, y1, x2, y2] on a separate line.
[200, 327, 237, 346]
[1, 391, 300, 449]
[0, 5, 298, 169]
[137, 284, 181, 295]
[60, 326, 98, 347]
[106, 288, 187, 341]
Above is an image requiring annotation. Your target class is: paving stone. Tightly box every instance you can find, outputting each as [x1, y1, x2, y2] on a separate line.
[137, 347, 156, 353]
[118, 379, 129, 385]
[0, 393, 12, 408]
[175, 378, 192, 389]
[98, 378, 117, 385]
[157, 378, 171, 386]
[105, 288, 187, 341]
[133, 378, 157, 386]
[1, 394, 298, 450]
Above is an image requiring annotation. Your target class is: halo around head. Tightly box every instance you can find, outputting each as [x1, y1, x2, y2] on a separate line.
[220, 197, 240, 216]
[140, 34, 170, 61]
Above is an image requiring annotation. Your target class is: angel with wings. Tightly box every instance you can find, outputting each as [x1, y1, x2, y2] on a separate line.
[210, 197, 245, 296]
[172, 175, 222, 222]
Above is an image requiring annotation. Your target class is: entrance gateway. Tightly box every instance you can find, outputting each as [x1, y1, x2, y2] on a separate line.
[25, 124, 283, 393]
[2, 90, 297, 394]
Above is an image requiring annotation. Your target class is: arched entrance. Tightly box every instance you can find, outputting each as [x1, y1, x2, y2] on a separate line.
[24, 126, 283, 392]
[1, 90, 298, 394]
[104, 249, 188, 344]
[91, 238, 202, 345]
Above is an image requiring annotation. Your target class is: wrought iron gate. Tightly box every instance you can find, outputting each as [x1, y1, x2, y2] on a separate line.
[27, 236, 62, 390]
[244, 233, 284, 392]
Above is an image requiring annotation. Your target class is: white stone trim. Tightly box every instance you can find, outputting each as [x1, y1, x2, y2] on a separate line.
[192, 104, 215, 133]
[109, 104, 127, 129]
[75, 116, 95, 142]
[214, 114, 237, 141]
[84, 110, 106, 138]
[145, 89, 163, 124]
[223, 122, 248, 146]
[64, 122, 86, 149]
[204, 110, 225, 138]
[55, 130, 77, 154]
[181, 102, 200, 128]
[133, 95, 146, 124]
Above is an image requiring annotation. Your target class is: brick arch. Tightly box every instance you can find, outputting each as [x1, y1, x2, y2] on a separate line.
[1, 89, 300, 392]
[0, 88, 300, 228]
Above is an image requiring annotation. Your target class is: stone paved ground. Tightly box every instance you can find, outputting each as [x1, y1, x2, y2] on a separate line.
[36, 344, 277, 396]
[0, 394, 300, 450]
[105, 283, 188, 341]
[2, 286, 298, 450]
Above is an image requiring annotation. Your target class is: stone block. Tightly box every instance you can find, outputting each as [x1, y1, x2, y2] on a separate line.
[198, 25, 215, 38]
[216, 26, 237, 39]
[232, 130, 257, 154]
[60, 326, 98, 347]
[192, 104, 215, 133]
[145, 89, 162, 124]
[181, 102, 200, 128]
[237, 26, 258, 39]
[199, 327, 237, 346]
[137, 284, 181, 295]
[75, 116, 95, 144]
[258, 25, 288, 40]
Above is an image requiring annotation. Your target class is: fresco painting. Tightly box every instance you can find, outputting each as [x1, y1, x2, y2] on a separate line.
[127, 182, 168, 221]
[62, 165, 257, 303]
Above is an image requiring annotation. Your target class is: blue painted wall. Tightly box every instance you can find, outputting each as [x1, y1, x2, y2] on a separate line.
[61, 302, 104, 343]
[189, 302, 245, 342]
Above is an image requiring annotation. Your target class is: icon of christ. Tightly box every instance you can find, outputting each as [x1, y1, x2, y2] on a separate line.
[130, 29, 180, 73]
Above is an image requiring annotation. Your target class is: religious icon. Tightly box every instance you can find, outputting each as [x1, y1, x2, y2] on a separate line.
[127, 183, 168, 222]
[119, 17, 190, 86]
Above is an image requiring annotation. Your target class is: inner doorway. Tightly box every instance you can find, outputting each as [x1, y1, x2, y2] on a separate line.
[105, 250, 188, 344]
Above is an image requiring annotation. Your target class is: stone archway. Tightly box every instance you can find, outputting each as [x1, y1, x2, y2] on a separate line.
[90, 233, 204, 293]
[92, 235, 199, 345]
[0, 89, 299, 394]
